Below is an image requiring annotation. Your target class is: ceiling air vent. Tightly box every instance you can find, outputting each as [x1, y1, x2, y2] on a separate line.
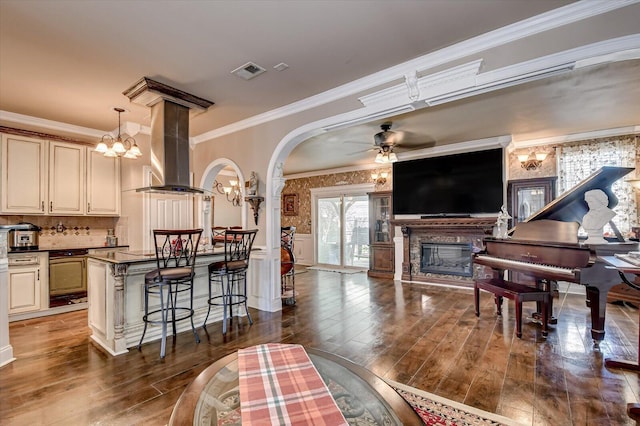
[231, 62, 266, 80]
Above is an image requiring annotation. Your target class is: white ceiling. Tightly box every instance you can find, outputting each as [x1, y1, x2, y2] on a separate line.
[1, 0, 639, 175]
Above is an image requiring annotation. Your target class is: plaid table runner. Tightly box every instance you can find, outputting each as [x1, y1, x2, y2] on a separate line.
[238, 343, 348, 425]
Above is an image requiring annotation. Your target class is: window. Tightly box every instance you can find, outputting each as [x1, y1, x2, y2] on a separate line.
[557, 135, 638, 235]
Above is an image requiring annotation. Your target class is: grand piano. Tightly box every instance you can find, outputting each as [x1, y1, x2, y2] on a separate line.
[474, 166, 637, 343]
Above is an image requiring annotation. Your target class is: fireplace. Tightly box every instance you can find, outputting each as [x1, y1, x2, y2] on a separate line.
[421, 242, 472, 277]
[391, 217, 496, 287]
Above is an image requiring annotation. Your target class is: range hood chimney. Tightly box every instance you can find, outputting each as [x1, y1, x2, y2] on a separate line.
[123, 77, 214, 194]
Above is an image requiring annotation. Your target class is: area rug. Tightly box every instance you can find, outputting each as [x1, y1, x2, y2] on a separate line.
[307, 266, 365, 274]
[386, 379, 521, 426]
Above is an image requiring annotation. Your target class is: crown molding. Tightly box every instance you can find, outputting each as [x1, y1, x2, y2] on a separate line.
[0, 110, 105, 138]
[512, 126, 640, 148]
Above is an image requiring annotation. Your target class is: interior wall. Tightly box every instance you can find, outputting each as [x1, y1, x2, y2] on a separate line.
[281, 169, 391, 235]
[211, 174, 242, 228]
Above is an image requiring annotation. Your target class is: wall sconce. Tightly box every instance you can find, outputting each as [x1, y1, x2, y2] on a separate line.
[95, 107, 142, 159]
[213, 177, 242, 206]
[517, 151, 547, 171]
[371, 170, 389, 186]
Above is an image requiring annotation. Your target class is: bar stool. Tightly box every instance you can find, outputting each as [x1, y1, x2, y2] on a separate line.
[138, 229, 203, 358]
[281, 226, 296, 305]
[203, 229, 258, 334]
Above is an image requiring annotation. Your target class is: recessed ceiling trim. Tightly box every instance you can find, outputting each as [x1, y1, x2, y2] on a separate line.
[398, 135, 512, 163]
[512, 126, 640, 149]
[322, 105, 415, 132]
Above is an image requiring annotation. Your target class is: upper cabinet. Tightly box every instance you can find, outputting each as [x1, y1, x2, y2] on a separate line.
[49, 141, 85, 215]
[1, 134, 47, 214]
[86, 149, 120, 216]
[1, 133, 121, 216]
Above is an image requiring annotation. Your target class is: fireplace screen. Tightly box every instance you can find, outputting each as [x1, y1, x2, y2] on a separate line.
[420, 242, 473, 277]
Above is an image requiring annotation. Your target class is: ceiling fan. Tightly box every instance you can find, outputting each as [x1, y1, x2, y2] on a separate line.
[343, 121, 435, 162]
[372, 122, 413, 163]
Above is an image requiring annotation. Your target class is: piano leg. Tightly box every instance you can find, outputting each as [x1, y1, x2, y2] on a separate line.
[495, 295, 503, 316]
[534, 279, 557, 325]
[586, 286, 607, 343]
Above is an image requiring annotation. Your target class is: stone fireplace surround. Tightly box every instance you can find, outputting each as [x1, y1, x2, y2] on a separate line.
[391, 217, 496, 288]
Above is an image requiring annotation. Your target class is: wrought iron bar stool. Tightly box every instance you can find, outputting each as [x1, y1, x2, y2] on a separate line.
[138, 229, 203, 358]
[281, 226, 296, 305]
[203, 229, 258, 334]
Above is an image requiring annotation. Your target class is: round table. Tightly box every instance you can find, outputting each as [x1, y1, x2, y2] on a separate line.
[169, 348, 422, 425]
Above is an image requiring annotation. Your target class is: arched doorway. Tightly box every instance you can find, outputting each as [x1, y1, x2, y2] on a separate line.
[198, 158, 247, 245]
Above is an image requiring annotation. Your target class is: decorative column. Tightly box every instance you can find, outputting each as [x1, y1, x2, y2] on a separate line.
[0, 227, 15, 367]
[110, 263, 128, 354]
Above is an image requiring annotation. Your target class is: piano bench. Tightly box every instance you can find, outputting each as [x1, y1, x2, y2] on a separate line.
[474, 278, 550, 338]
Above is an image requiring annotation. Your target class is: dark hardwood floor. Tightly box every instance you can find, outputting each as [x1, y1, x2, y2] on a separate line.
[1, 269, 638, 425]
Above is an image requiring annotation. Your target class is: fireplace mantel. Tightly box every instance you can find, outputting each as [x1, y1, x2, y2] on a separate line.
[391, 217, 497, 233]
[391, 217, 496, 286]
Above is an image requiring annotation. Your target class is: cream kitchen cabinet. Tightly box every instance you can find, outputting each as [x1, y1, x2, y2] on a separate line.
[49, 141, 85, 215]
[1, 134, 121, 216]
[7, 252, 48, 316]
[86, 149, 121, 215]
[1, 134, 48, 214]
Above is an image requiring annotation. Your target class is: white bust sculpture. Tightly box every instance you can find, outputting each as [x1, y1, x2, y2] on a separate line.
[582, 189, 615, 244]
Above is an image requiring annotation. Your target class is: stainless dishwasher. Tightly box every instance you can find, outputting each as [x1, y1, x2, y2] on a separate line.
[49, 248, 88, 306]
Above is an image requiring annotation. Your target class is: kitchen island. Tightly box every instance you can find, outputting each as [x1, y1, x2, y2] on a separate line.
[86, 248, 225, 356]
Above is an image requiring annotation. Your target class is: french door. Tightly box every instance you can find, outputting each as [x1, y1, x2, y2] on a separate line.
[315, 191, 370, 269]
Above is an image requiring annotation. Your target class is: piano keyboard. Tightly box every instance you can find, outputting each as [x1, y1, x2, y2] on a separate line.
[474, 254, 578, 280]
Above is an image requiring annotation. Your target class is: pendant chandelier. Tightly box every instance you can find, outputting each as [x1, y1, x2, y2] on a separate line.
[95, 107, 142, 159]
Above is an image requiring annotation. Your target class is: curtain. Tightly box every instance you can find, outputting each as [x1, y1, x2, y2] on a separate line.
[557, 135, 638, 235]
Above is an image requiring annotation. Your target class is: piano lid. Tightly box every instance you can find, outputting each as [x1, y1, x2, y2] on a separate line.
[525, 166, 634, 224]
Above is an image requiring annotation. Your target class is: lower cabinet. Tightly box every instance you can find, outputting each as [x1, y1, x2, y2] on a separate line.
[369, 245, 395, 277]
[7, 252, 48, 315]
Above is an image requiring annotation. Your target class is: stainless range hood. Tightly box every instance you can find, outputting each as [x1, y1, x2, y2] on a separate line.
[123, 77, 214, 194]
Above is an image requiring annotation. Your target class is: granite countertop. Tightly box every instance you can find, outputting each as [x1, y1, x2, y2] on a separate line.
[8, 245, 130, 254]
[87, 247, 225, 264]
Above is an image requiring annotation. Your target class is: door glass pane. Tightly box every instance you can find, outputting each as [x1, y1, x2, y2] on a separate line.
[343, 195, 369, 267]
[517, 187, 546, 221]
[317, 197, 341, 265]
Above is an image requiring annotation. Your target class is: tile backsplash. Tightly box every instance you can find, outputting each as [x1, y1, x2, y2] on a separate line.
[0, 215, 124, 249]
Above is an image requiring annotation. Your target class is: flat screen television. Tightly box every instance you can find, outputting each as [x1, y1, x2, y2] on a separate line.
[392, 148, 504, 216]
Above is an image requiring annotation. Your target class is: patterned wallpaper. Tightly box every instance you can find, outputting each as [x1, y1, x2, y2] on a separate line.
[281, 169, 391, 234]
[282, 134, 639, 234]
